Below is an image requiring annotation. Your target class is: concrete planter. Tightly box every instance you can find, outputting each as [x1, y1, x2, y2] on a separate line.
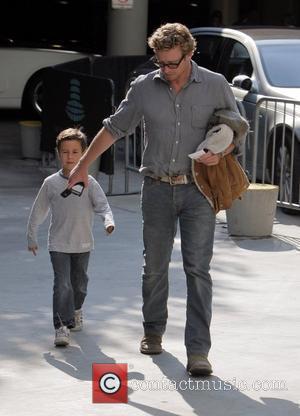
[19, 120, 42, 159]
[226, 183, 279, 237]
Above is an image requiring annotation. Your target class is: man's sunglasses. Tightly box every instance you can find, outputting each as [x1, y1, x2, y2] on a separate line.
[153, 54, 186, 69]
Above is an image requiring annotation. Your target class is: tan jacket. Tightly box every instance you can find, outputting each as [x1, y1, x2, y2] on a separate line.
[192, 153, 250, 213]
[192, 109, 250, 213]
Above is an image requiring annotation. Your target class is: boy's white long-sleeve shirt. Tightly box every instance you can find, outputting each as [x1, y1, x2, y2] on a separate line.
[27, 170, 115, 253]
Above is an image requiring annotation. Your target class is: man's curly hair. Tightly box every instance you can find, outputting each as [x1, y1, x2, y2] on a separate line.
[148, 23, 197, 55]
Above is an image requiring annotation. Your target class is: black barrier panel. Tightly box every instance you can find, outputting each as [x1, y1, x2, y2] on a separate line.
[93, 55, 150, 105]
[54, 55, 150, 106]
[51, 57, 94, 76]
[41, 67, 115, 174]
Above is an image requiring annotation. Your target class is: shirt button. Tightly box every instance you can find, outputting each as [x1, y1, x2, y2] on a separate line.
[172, 159, 175, 162]
[175, 141, 179, 144]
[178, 122, 180, 126]
[176, 104, 180, 107]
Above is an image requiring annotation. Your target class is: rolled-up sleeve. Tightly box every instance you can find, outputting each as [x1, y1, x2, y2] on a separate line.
[103, 77, 143, 141]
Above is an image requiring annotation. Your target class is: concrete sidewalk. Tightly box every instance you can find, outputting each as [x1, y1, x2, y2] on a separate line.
[0, 117, 300, 415]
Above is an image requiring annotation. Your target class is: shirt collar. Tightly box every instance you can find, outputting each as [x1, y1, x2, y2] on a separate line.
[59, 169, 69, 180]
[190, 60, 203, 83]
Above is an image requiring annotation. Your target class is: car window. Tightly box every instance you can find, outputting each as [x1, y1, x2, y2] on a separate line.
[193, 35, 224, 71]
[258, 42, 300, 87]
[224, 41, 253, 83]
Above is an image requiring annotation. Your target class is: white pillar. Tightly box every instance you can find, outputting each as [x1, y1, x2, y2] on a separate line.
[107, 0, 149, 56]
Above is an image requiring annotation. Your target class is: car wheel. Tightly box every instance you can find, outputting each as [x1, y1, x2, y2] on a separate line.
[21, 69, 45, 119]
[271, 134, 300, 215]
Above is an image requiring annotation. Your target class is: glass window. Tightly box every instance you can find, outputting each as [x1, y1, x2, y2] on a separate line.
[193, 35, 224, 71]
[225, 41, 253, 83]
[258, 42, 300, 87]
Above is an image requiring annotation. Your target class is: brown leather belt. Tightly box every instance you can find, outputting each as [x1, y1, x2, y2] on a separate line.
[147, 174, 194, 185]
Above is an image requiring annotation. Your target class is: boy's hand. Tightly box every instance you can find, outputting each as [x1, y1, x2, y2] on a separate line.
[28, 245, 38, 256]
[106, 225, 114, 235]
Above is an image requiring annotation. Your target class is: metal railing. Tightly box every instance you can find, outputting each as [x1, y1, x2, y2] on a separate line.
[71, 97, 299, 208]
[124, 119, 145, 193]
[251, 97, 300, 211]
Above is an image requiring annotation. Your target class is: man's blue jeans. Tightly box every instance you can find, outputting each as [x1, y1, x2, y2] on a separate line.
[141, 177, 216, 356]
[50, 251, 90, 329]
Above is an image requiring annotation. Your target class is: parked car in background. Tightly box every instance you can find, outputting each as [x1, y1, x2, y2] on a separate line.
[129, 27, 300, 212]
[0, 36, 98, 118]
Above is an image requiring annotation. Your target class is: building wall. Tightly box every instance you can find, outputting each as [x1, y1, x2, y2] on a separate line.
[2, 0, 299, 57]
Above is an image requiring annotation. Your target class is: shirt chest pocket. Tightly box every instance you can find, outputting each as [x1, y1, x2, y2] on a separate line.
[191, 105, 215, 129]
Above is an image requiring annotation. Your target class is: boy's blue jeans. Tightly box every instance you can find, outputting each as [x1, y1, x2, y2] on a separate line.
[50, 251, 90, 329]
[141, 177, 216, 356]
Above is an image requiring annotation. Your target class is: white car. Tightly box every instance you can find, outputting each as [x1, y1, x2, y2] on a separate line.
[0, 37, 95, 117]
[189, 27, 300, 211]
[129, 27, 300, 212]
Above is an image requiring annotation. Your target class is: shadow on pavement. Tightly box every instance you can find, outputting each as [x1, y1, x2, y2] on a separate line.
[148, 351, 300, 416]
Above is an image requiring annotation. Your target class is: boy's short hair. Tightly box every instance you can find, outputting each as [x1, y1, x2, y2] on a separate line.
[148, 23, 197, 55]
[56, 128, 87, 152]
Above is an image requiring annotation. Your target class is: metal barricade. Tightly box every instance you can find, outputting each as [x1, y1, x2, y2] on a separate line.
[124, 119, 145, 193]
[85, 97, 300, 204]
[251, 97, 300, 212]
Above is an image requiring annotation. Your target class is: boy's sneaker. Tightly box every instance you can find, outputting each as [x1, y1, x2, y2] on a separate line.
[54, 326, 70, 346]
[71, 309, 83, 332]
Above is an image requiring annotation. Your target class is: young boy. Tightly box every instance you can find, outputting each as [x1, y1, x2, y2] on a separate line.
[27, 128, 115, 347]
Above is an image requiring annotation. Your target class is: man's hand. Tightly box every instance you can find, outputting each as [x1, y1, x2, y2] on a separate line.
[68, 162, 89, 189]
[196, 150, 221, 166]
[196, 143, 235, 166]
[28, 245, 38, 256]
[68, 127, 115, 189]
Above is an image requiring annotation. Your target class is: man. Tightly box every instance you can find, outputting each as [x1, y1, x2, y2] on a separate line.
[69, 23, 239, 376]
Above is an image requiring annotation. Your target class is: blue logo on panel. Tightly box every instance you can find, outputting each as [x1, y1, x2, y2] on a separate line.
[65, 79, 85, 122]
